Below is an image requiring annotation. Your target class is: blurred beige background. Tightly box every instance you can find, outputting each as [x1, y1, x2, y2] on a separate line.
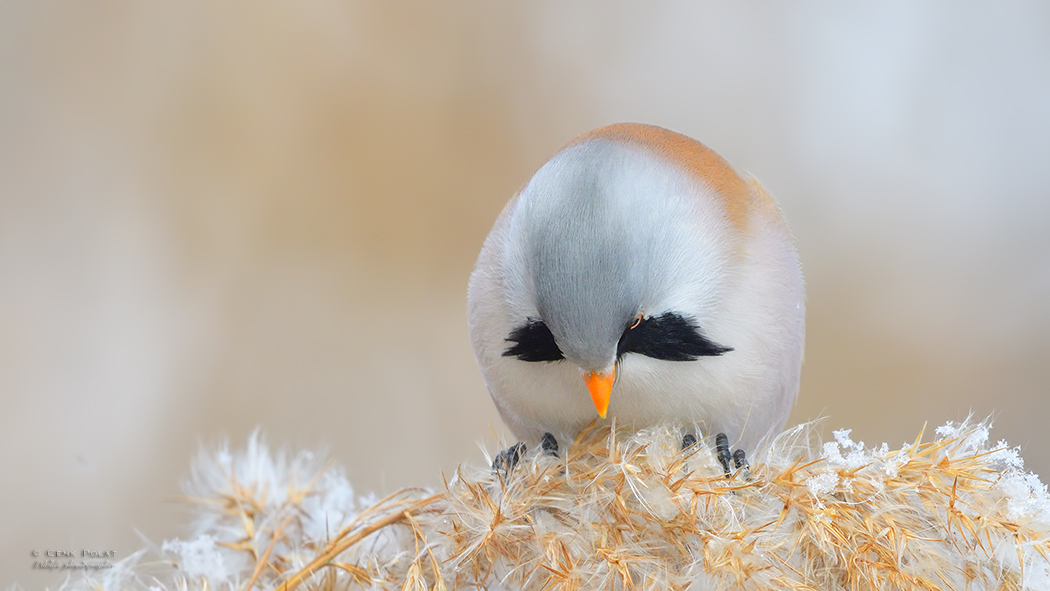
[3, 2, 1049, 587]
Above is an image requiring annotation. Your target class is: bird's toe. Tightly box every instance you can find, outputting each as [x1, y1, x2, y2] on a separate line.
[733, 448, 748, 470]
[492, 441, 527, 474]
[541, 432, 559, 456]
[681, 433, 697, 450]
[715, 433, 732, 478]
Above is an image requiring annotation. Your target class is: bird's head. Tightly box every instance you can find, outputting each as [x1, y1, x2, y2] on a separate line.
[498, 138, 733, 418]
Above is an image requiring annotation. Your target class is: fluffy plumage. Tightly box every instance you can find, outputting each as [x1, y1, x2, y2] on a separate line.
[468, 124, 805, 451]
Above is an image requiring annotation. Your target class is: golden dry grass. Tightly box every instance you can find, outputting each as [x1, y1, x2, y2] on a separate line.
[70, 420, 1050, 590]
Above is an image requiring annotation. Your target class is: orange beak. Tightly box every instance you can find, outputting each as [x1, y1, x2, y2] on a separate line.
[583, 369, 616, 418]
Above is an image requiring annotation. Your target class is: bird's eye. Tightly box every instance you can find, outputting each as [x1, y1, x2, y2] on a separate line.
[616, 312, 732, 361]
[629, 313, 643, 330]
[503, 319, 565, 362]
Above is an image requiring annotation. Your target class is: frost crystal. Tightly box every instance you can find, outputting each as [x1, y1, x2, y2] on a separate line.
[161, 535, 227, 581]
[805, 472, 840, 497]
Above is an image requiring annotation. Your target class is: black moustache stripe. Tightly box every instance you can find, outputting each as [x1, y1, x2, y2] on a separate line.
[503, 312, 731, 363]
[503, 319, 565, 362]
[617, 312, 732, 361]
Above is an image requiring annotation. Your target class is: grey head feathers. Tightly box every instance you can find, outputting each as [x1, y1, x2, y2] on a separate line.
[500, 139, 722, 372]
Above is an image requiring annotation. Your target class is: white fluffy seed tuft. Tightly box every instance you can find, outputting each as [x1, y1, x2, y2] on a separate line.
[61, 419, 1050, 591]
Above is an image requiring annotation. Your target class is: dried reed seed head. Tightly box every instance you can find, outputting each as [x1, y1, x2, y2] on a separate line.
[65, 421, 1050, 591]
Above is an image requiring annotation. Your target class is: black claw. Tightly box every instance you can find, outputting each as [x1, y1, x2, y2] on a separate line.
[733, 448, 748, 470]
[681, 433, 697, 450]
[492, 442, 527, 473]
[715, 433, 732, 478]
[541, 432, 559, 456]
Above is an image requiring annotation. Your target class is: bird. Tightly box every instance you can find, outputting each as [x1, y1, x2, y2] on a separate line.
[467, 123, 804, 468]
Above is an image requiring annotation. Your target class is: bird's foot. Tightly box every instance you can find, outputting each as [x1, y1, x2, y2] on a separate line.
[492, 434, 559, 475]
[541, 432, 559, 456]
[714, 433, 749, 479]
[681, 433, 697, 450]
[733, 448, 749, 470]
[492, 442, 526, 474]
[715, 433, 732, 477]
